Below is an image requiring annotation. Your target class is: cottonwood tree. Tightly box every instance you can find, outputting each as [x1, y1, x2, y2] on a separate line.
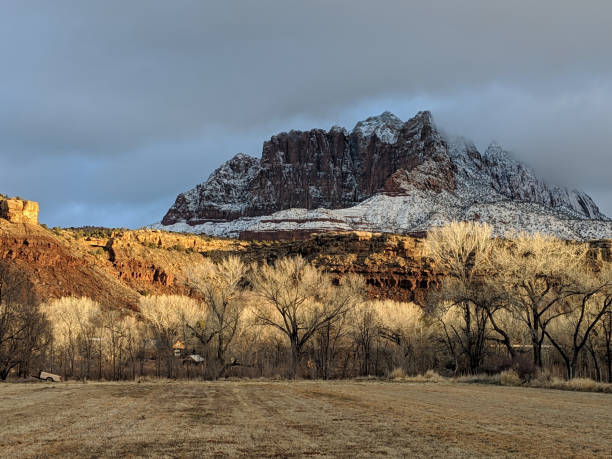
[250, 256, 363, 378]
[310, 281, 365, 379]
[0, 301, 40, 380]
[425, 222, 506, 373]
[543, 265, 612, 379]
[118, 314, 145, 379]
[138, 295, 202, 378]
[494, 233, 588, 368]
[0, 264, 50, 380]
[41, 296, 102, 379]
[350, 302, 380, 376]
[0, 301, 49, 380]
[376, 300, 431, 375]
[187, 256, 247, 377]
[600, 308, 612, 382]
[101, 309, 139, 380]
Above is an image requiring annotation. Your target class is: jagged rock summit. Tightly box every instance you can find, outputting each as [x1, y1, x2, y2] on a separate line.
[157, 111, 611, 240]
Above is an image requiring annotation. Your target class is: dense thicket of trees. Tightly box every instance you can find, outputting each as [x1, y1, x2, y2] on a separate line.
[1, 223, 611, 382]
[0, 262, 49, 380]
[426, 222, 612, 381]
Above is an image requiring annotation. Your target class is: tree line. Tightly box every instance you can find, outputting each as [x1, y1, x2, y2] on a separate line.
[1, 222, 611, 382]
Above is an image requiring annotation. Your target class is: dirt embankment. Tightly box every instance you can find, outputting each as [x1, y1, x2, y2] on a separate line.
[0, 222, 139, 309]
[0, 223, 440, 308]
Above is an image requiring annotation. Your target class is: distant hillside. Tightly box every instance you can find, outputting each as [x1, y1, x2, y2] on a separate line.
[0, 220, 440, 307]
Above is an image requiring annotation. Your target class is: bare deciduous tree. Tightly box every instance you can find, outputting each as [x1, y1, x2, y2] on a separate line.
[0, 263, 49, 380]
[494, 233, 588, 368]
[425, 222, 499, 373]
[187, 256, 247, 377]
[543, 266, 612, 379]
[41, 296, 102, 379]
[0, 300, 49, 380]
[138, 295, 202, 378]
[250, 257, 364, 378]
[350, 302, 379, 376]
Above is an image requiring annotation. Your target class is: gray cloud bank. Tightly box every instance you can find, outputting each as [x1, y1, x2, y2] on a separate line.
[0, 0, 611, 226]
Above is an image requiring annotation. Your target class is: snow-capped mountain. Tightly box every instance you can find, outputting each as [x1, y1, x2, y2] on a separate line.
[156, 111, 611, 240]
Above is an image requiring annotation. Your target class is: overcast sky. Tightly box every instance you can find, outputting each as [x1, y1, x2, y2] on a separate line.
[1, 0, 611, 227]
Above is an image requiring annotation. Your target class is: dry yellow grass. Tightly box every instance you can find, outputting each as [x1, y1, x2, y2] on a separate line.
[1, 380, 611, 458]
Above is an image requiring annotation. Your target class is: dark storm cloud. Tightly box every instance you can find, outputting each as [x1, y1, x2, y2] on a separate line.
[1, 0, 611, 226]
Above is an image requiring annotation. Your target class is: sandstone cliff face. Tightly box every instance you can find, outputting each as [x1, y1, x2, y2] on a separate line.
[0, 223, 438, 307]
[0, 198, 39, 224]
[0, 221, 139, 309]
[162, 111, 453, 225]
[104, 229, 437, 303]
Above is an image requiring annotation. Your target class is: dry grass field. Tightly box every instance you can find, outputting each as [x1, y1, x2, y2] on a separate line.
[1, 380, 611, 458]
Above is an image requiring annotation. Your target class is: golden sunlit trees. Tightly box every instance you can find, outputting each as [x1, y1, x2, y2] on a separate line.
[425, 222, 499, 373]
[138, 295, 201, 377]
[426, 222, 611, 380]
[350, 301, 379, 376]
[100, 309, 144, 380]
[309, 276, 366, 379]
[187, 256, 248, 377]
[493, 233, 588, 368]
[375, 300, 433, 375]
[250, 256, 364, 378]
[41, 296, 102, 379]
[543, 265, 612, 379]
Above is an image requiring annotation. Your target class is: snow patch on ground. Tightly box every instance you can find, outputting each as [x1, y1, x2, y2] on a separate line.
[150, 191, 612, 240]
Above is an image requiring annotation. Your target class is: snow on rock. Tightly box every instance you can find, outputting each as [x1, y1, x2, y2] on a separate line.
[156, 111, 611, 241]
[151, 192, 612, 240]
[352, 111, 404, 144]
[161, 153, 261, 225]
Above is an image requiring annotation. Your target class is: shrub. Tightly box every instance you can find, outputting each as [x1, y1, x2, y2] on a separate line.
[500, 369, 521, 386]
[455, 373, 501, 385]
[562, 378, 598, 391]
[389, 367, 406, 380]
[424, 369, 441, 380]
[529, 369, 553, 386]
[514, 356, 537, 382]
[408, 370, 443, 383]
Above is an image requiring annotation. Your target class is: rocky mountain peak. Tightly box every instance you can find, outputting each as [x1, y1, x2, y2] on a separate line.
[484, 141, 510, 160]
[158, 110, 610, 240]
[353, 111, 404, 144]
[413, 110, 434, 124]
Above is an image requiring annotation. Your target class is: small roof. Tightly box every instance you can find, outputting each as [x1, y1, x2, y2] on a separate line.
[172, 340, 185, 350]
[186, 354, 205, 362]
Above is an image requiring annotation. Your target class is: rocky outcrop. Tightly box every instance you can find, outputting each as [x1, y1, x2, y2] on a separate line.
[0, 220, 139, 308]
[1, 221, 610, 308]
[159, 110, 609, 240]
[162, 111, 451, 225]
[106, 230, 439, 303]
[0, 222, 437, 305]
[0, 198, 39, 224]
[481, 142, 601, 219]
